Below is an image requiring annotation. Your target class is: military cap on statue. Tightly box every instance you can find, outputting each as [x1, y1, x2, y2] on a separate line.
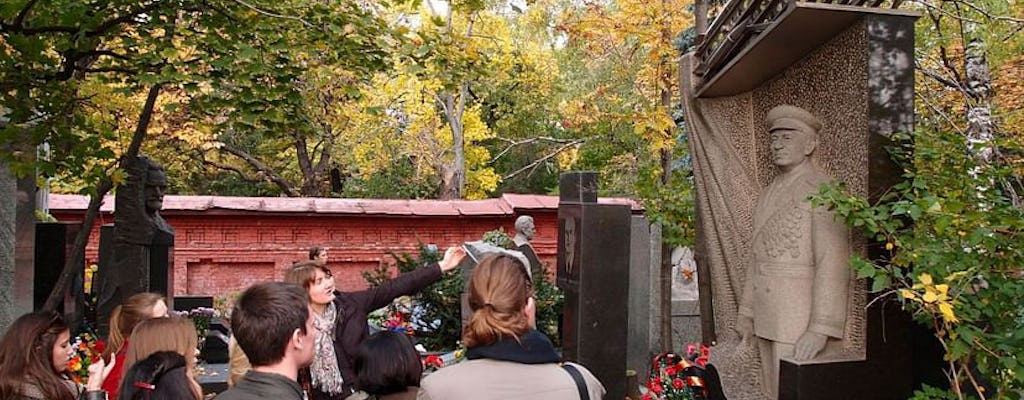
[767, 104, 823, 135]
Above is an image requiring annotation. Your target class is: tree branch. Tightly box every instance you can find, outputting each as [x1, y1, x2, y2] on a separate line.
[202, 159, 264, 183]
[916, 64, 965, 92]
[218, 142, 300, 196]
[12, 0, 41, 27]
[229, 0, 316, 29]
[502, 138, 589, 181]
[489, 136, 586, 164]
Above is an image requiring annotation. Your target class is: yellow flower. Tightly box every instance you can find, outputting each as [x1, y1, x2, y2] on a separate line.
[919, 273, 934, 285]
[900, 289, 917, 300]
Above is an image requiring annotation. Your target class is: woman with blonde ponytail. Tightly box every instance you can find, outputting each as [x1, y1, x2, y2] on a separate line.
[100, 293, 168, 400]
[417, 254, 605, 400]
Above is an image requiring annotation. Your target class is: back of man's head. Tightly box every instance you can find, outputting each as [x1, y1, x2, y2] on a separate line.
[231, 282, 309, 367]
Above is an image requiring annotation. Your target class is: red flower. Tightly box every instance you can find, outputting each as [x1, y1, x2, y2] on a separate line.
[641, 393, 652, 400]
[93, 339, 105, 355]
[672, 378, 685, 389]
[422, 355, 443, 369]
[664, 365, 677, 376]
[649, 383, 662, 394]
[696, 356, 709, 367]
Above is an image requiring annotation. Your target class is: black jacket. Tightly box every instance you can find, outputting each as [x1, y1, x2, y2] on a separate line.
[216, 371, 303, 400]
[301, 263, 443, 400]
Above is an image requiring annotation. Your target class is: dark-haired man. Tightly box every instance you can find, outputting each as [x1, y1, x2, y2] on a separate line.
[216, 282, 317, 400]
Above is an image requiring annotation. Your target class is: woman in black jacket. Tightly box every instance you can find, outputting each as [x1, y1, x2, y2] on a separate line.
[284, 246, 465, 400]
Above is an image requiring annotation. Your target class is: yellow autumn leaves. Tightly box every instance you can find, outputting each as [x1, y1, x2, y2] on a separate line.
[900, 272, 963, 325]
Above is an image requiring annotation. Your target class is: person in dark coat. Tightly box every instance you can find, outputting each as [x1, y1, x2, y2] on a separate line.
[286, 246, 466, 400]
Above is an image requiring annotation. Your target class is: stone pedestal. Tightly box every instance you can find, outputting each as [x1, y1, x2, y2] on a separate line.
[779, 301, 914, 400]
[557, 172, 631, 400]
[95, 224, 175, 336]
[627, 216, 654, 381]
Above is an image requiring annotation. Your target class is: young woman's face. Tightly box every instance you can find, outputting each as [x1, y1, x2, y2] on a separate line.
[51, 330, 73, 373]
[308, 268, 336, 306]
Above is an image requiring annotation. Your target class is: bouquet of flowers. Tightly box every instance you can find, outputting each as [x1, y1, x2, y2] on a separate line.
[67, 332, 105, 384]
[643, 344, 714, 400]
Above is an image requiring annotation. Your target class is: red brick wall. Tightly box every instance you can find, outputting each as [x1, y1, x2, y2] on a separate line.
[52, 211, 560, 298]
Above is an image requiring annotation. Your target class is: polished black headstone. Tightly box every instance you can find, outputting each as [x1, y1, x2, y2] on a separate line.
[557, 198, 631, 400]
[559, 172, 598, 204]
[34, 223, 83, 328]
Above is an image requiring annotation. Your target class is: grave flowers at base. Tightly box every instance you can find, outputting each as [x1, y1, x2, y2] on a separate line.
[643, 344, 725, 400]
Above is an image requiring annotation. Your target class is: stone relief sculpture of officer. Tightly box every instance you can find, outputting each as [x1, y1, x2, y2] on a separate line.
[736, 105, 852, 399]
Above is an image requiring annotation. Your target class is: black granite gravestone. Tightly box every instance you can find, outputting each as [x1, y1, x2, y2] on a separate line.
[557, 172, 631, 400]
[34, 223, 83, 328]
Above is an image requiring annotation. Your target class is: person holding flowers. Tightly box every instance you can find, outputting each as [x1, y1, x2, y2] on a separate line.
[417, 254, 605, 400]
[0, 311, 116, 400]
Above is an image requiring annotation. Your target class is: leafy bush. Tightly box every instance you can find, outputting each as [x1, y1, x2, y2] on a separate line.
[811, 128, 1024, 399]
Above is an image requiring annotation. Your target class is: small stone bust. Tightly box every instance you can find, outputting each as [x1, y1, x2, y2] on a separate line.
[512, 215, 535, 248]
[513, 215, 543, 278]
[115, 156, 174, 245]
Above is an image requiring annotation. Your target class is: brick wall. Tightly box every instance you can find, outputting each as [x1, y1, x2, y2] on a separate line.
[51, 207, 560, 298]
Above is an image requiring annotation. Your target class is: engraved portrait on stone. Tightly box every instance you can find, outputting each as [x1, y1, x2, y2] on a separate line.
[736, 105, 852, 399]
[563, 216, 577, 277]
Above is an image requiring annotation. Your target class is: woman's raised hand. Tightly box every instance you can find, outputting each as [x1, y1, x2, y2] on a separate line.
[439, 246, 467, 272]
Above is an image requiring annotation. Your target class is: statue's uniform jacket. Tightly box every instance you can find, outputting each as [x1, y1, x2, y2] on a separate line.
[739, 161, 850, 344]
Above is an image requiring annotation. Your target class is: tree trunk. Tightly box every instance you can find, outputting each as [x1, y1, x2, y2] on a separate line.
[43, 84, 162, 311]
[658, 85, 674, 350]
[964, 38, 994, 165]
[439, 87, 467, 200]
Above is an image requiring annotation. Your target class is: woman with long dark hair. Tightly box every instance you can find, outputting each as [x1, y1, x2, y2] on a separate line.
[0, 311, 116, 400]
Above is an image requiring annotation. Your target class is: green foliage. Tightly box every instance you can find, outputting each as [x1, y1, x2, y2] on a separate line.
[481, 228, 514, 248]
[810, 127, 1024, 397]
[376, 244, 463, 351]
[910, 385, 964, 400]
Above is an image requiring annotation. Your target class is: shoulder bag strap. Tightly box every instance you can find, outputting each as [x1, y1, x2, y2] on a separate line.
[561, 363, 591, 400]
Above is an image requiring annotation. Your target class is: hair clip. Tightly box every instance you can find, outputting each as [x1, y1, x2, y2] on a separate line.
[133, 382, 156, 391]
